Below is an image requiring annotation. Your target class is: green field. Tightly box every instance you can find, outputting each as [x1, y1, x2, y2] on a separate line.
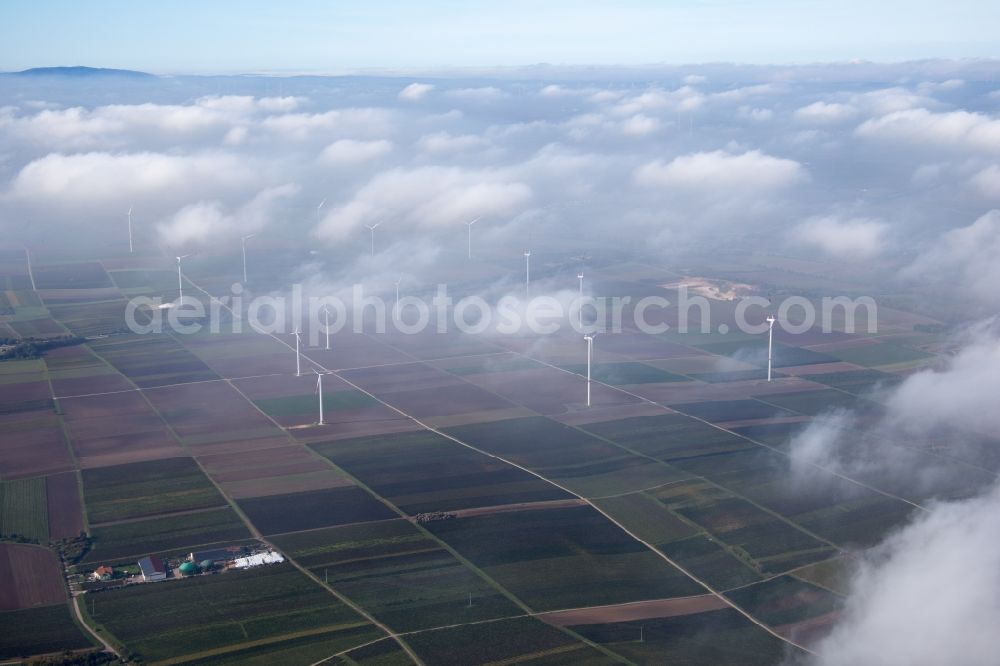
[694, 340, 838, 368]
[809, 369, 903, 395]
[570, 607, 795, 665]
[332, 639, 414, 666]
[725, 575, 841, 627]
[83, 457, 226, 524]
[0, 604, 95, 660]
[405, 616, 620, 665]
[47, 300, 133, 338]
[825, 342, 933, 367]
[238, 486, 397, 536]
[84, 506, 251, 562]
[424, 505, 702, 611]
[559, 362, 688, 384]
[578, 414, 755, 462]
[0, 477, 49, 541]
[274, 520, 523, 632]
[311, 430, 571, 514]
[442, 356, 542, 375]
[253, 390, 378, 418]
[755, 389, 867, 417]
[793, 556, 853, 596]
[444, 416, 688, 498]
[87, 334, 220, 387]
[92, 562, 383, 663]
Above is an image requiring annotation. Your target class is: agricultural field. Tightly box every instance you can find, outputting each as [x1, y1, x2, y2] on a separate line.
[808, 368, 903, 395]
[32, 262, 114, 290]
[0, 407, 76, 480]
[107, 268, 177, 295]
[558, 361, 688, 385]
[142, 380, 286, 451]
[310, 429, 571, 514]
[273, 519, 523, 632]
[424, 505, 703, 611]
[90, 562, 384, 664]
[343, 361, 517, 421]
[668, 399, 797, 423]
[445, 416, 689, 498]
[568, 605, 795, 665]
[60, 389, 185, 469]
[45, 471, 84, 539]
[198, 444, 349, 499]
[0, 543, 66, 610]
[692, 339, 840, 369]
[47, 300, 133, 338]
[82, 457, 226, 523]
[0, 473, 84, 542]
[84, 506, 251, 562]
[87, 333, 220, 388]
[0, 604, 94, 660]
[330, 640, 414, 666]
[45, 344, 134, 396]
[0, 477, 49, 541]
[725, 575, 842, 646]
[237, 485, 397, 535]
[443, 358, 643, 415]
[404, 616, 620, 665]
[822, 340, 934, 368]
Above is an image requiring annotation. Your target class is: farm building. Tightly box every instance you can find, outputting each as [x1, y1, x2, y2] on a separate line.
[90, 565, 114, 581]
[188, 545, 248, 564]
[138, 555, 167, 582]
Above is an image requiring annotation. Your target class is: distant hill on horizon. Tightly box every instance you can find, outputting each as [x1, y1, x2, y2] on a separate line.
[5, 66, 156, 78]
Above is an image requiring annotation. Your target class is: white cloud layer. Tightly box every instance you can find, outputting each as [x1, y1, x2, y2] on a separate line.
[791, 216, 888, 258]
[634, 149, 805, 191]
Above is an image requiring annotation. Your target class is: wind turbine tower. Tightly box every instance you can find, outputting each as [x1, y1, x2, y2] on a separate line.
[294, 328, 302, 377]
[241, 233, 257, 284]
[394, 275, 403, 321]
[524, 250, 531, 299]
[577, 271, 584, 327]
[127, 206, 134, 254]
[584, 334, 596, 407]
[766, 315, 776, 382]
[176, 254, 191, 300]
[323, 306, 332, 350]
[315, 370, 325, 425]
[465, 217, 480, 259]
[364, 222, 381, 257]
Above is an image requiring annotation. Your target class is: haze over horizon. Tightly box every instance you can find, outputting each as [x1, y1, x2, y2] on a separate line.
[2, 0, 1000, 73]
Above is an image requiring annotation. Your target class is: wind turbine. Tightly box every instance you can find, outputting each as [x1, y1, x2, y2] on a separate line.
[524, 250, 531, 299]
[176, 254, 192, 300]
[584, 333, 598, 407]
[314, 370, 325, 425]
[464, 216, 480, 259]
[240, 233, 257, 284]
[317, 198, 326, 220]
[127, 206, 134, 254]
[364, 222, 381, 257]
[322, 306, 332, 350]
[766, 314, 776, 382]
[294, 328, 302, 377]
[577, 271, 584, 327]
[394, 275, 403, 321]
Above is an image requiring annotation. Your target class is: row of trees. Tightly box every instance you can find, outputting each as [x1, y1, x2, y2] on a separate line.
[0, 335, 84, 360]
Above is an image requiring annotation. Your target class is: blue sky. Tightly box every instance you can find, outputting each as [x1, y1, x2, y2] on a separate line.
[1, 0, 997, 73]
